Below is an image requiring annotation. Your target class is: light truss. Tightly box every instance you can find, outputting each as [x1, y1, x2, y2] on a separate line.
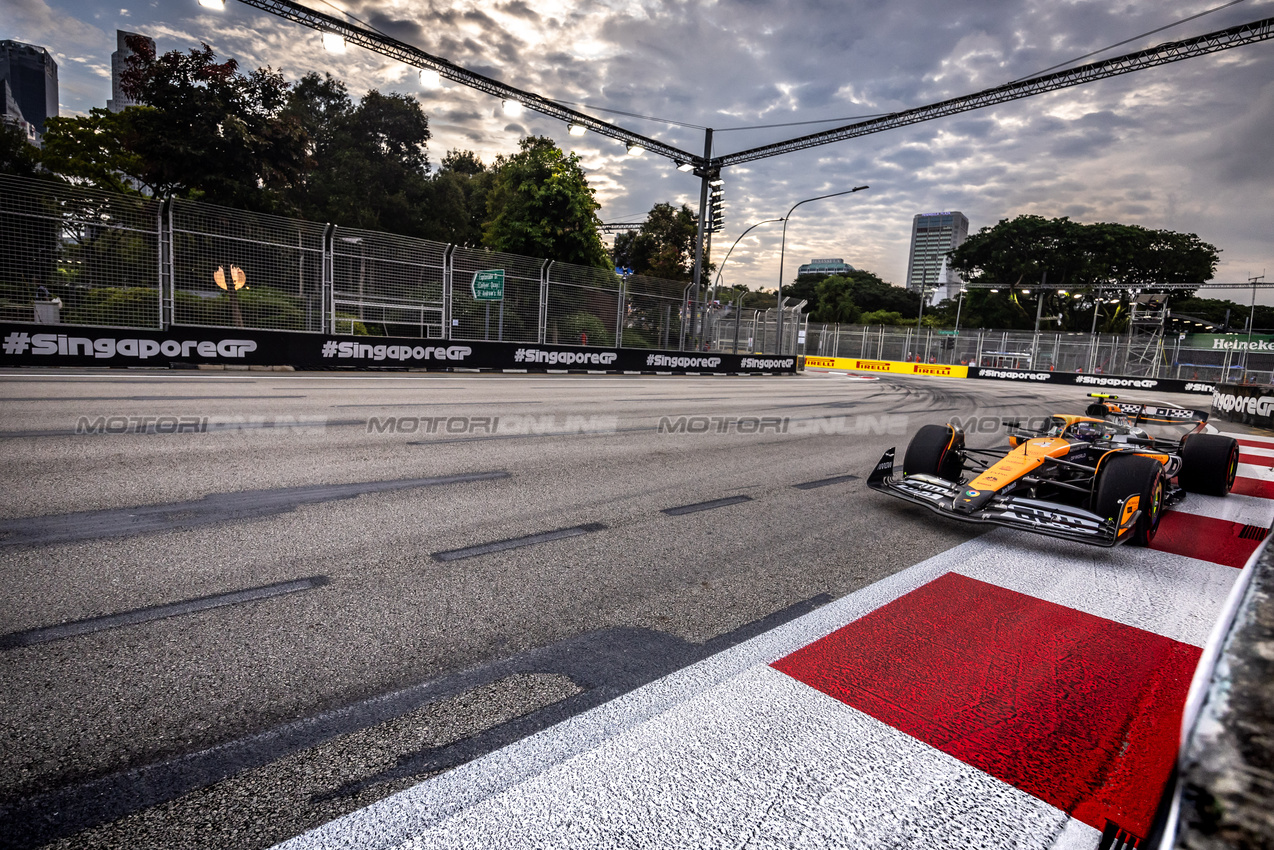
[715, 16, 1274, 167]
[231, 0, 702, 165]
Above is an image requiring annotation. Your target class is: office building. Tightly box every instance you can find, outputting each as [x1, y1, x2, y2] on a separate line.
[108, 30, 154, 112]
[905, 212, 968, 293]
[796, 258, 856, 278]
[0, 40, 57, 135]
[2, 79, 38, 144]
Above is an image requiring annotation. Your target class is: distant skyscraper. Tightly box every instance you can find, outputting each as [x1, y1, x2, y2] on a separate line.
[906, 212, 969, 293]
[108, 30, 154, 112]
[0, 40, 57, 135]
[2, 79, 38, 143]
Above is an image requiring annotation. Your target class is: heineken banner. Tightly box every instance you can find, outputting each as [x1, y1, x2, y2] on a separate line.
[0, 323, 797, 375]
[1185, 333, 1274, 352]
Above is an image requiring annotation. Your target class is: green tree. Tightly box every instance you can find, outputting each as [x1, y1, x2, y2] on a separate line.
[483, 136, 608, 267]
[0, 122, 44, 178]
[284, 76, 434, 235]
[120, 37, 307, 209]
[949, 215, 1220, 331]
[39, 107, 152, 194]
[425, 150, 491, 246]
[809, 275, 862, 324]
[614, 202, 699, 280]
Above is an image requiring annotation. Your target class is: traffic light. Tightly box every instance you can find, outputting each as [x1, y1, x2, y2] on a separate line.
[708, 177, 725, 234]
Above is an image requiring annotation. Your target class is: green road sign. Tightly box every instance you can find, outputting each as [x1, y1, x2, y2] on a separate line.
[472, 269, 505, 301]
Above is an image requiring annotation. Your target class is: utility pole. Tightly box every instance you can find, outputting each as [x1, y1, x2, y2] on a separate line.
[1031, 271, 1047, 367]
[689, 129, 714, 352]
[1243, 271, 1266, 383]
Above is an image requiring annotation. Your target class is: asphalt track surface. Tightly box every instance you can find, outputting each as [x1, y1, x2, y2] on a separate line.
[0, 368, 1265, 849]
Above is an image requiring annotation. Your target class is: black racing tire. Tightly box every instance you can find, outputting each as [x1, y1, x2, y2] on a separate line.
[902, 424, 963, 481]
[1178, 434, 1239, 497]
[1093, 454, 1165, 546]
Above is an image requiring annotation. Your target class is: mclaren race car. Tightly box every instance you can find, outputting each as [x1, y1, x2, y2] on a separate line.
[867, 394, 1240, 547]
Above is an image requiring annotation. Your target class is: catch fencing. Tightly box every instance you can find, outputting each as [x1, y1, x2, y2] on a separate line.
[2, 173, 1268, 380]
[803, 323, 1274, 385]
[0, 174, 702, 353]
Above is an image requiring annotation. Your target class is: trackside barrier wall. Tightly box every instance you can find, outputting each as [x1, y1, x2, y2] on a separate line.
[802, 356, 1213, 395]
[0, 322, 798, 374]
[1159, 537, 1272, 848]
[1209, 383, 1274, 427]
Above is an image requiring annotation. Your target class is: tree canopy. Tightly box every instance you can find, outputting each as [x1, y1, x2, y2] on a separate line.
[483, 136, 609, 268]
[613, 202, 700, 281]
[944, 215, 1221, 331]
[11, 44, 610, 267]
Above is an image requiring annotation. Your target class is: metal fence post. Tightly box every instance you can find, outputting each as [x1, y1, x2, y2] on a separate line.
[321, 223, 335, 334]
[442, 244, 455, 341]
[539, 260, 551, 345]
[616, 277, 626, 348]
[158, 198, 172, 330]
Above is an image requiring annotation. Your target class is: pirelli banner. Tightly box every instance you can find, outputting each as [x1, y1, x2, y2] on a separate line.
[968, 367, 1215, 396]
[0, 322, 797, 375]
[804, 356, 969, 379]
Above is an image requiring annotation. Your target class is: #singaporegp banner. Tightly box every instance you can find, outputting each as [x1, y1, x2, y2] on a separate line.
[0, 322, 797, 375]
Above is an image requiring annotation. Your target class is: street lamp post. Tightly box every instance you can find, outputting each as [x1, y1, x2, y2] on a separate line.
[711, 217, 785, 303]
[776, 186, 868, 354]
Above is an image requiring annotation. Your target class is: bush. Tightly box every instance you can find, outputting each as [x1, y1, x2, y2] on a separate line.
[554, 311, 612, 347]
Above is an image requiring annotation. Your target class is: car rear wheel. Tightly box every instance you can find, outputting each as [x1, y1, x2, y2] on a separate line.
[1093, 454, 1165, 546]
[1178, 434, 1240, 496]
[902, 424, 964, 481]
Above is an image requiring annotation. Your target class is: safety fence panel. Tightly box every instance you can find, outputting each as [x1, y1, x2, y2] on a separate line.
[623, 274, 686, 350]
[703, 305, 760, 354]
[169, 199, 327, 332]
[0, 174, 162, 328]
[546, 262, 622, 347]
[331, 226, 447, 338]
[449, 246, 543, 344]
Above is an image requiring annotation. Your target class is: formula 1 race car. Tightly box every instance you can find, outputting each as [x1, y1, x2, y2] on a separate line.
[867, 394, 1240, 547]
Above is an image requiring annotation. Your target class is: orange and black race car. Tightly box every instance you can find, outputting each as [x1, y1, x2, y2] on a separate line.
[867, 394, 1240, 547]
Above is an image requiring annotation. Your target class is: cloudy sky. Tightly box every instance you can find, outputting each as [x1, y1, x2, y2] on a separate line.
[10, 0, 1274, 294]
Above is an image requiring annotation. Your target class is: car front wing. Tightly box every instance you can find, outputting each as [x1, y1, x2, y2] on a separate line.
[866, 448, 1138, 547]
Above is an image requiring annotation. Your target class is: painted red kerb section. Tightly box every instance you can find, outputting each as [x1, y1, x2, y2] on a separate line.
[1151, 512, 1261, 568]
[772, 573, 1201, 836]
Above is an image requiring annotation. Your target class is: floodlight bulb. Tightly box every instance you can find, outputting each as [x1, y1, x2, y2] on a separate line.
[989, 289, 999, 293]
[419, 69, 441, 89]
[198, 0, 225, 8]
[568, 123, 586, 137]
[676, 162, 694, 172]
[627, 144, 645, 156]
[502, 100, 523, 117]
[322, 32, 346, 53]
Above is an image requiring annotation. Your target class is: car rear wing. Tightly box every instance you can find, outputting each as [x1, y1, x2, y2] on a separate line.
[1086, 393, 1208, 427]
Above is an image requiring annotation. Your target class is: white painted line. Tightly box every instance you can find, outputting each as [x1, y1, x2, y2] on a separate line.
[386, 665, 1098, 850]
[1238, 462, 1274, 480]
[1219, 430, 1274, 444]
[275, 531, 1239, 850]
[1171, 492, 1274, 527]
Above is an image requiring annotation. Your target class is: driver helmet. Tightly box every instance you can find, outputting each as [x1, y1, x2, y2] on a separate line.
[1069, 420, 1105, 441]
